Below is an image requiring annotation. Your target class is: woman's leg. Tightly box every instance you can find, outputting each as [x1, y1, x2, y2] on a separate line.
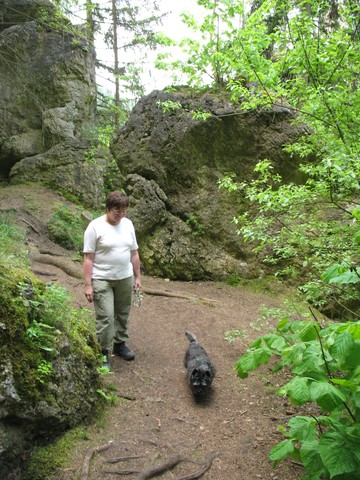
[113, 275, 133, 344]
[92, 279, 114, 351]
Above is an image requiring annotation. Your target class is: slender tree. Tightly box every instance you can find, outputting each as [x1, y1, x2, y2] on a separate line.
[111, 0, 121, 128]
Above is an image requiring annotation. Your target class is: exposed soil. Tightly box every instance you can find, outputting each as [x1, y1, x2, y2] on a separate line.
[0, 185, 304, 480]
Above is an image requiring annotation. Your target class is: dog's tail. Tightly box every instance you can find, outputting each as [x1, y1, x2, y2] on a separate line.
[185, 331, 198, 344]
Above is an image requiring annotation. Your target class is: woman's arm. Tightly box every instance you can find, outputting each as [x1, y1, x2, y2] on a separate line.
[83, 252, 95, 302]
[130, 249, 141, 289]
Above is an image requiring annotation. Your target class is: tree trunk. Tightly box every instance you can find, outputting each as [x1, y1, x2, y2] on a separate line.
[112, 0, 120, 129]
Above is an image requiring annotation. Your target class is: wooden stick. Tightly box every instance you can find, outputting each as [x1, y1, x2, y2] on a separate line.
[81, 440, 114, 480]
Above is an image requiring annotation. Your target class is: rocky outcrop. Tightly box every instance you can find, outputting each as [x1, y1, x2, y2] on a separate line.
[0, 0, 104, 208]
[10, 141, 109, 211]
[0, 264, 102, 479]
[111, 88, 310, 280]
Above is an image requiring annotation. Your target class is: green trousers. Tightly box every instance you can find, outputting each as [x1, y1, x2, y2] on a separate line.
[92, 276, 133, 351]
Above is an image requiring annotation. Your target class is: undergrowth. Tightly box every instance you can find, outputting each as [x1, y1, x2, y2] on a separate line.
[236, 305, 360, 479]
[47, 202, 87, 253]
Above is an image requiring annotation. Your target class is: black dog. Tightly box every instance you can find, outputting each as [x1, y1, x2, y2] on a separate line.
[184, 331, 216, 397]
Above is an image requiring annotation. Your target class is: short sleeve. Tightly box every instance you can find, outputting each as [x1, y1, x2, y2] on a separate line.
[83, 223, 97, 253]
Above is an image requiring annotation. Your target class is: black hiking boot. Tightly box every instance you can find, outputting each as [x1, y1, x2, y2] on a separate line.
[113, 342, 135, 361]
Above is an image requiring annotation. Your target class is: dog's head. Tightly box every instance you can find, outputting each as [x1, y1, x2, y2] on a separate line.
[189, 366, 213, 395]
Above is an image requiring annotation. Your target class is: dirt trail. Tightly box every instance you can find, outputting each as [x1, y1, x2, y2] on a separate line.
[1, 185, 303, 479]
[46, 272, 302, 480]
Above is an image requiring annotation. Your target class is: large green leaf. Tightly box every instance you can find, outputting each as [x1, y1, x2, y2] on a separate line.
[235, 347, 271, 379]
[281, 342, 306, 366]
[263, 333, 287, 352]
[329, 330, 354, 357]
[322, 264, 344, 283]
[319, 431, 359, 478]
[300, 440, 324, 477]
[292, 345, 327, 380]
[329, 269, 360, 284]
[278, 376, 311, 405]
[269, 439, 295, 466]
[287, 416, 318, 442]
[298, 322, 319, 342]
[310, 381, 347, 411]
[347, 323, 360, 340]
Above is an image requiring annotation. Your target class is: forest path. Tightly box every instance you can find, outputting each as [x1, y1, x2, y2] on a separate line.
[0, 184, 302, 479]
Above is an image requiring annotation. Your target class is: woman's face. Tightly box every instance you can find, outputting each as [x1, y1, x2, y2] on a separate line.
[106, 207, 127, 225]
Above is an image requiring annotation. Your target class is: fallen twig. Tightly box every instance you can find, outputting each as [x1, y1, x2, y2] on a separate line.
[222, 410, 248, 424]
[81, 440, 114, 480]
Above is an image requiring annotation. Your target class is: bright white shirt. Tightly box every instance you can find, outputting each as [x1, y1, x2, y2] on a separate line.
[83, 214, 138, 280]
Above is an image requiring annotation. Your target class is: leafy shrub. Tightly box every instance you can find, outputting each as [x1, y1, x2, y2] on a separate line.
[236, 313, 360, 479]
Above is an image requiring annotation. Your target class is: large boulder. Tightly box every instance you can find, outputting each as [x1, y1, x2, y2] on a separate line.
[0, 0, 105, 208]
[111, 88, 310, 280]
[10, 141, 109, 209]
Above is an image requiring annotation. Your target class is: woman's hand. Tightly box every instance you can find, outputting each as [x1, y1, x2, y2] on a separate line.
[85, 284, 94, 303]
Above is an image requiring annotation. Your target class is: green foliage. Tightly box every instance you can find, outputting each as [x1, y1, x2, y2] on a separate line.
[156, 99, 182, 112]
[185, 213, 204, 236]
[26, 320, 56, 353]
[226, 273, 242, 286]
[0, 211, 28, 265]
[156, 0, 248, 88]
[22, 426, 92, 480]
[219, 159, 360, 317]
[47, 203, 85, 252]
[224, 329, 248, 342]
[97, 387, 117, 404]
[0, 215, 100, 398]
[36, 359, 53, 385]
[235, 312, 360, 478]
[156, 99, 212, 122]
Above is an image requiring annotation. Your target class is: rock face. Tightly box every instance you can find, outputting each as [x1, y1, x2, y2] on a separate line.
[0, 265, 102, 479]
[0, 0, 105, 208]
[111, 88, 309, 280]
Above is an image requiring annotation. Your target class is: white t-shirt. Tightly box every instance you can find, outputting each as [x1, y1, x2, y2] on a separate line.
[83, 215, 138, 280]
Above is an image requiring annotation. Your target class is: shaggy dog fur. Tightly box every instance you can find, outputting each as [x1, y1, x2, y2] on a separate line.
[184, 331, 216, 396]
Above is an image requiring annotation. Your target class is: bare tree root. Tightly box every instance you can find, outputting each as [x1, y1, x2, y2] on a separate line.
[31, 250, 83, 278]
[143, 288, 220, 306]
[176, 451, 218, 480]
[138, 451, 218, 480]
[81, 440, 114, 480]
[103, 468, 140, 475]
[104, 454, 144, 464]
[103, 450, 218, 479]
[137, 454, 185, 479]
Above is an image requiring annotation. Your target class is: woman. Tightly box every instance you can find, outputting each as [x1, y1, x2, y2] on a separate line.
[83, 191, 141, 369]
